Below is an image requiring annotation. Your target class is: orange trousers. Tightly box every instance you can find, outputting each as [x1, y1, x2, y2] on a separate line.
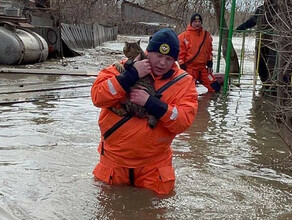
[187, 67, 218, 92]
[93, 154, 175, 195]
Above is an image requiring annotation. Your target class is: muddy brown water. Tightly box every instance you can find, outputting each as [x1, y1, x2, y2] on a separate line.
[1, 37, 292, 220]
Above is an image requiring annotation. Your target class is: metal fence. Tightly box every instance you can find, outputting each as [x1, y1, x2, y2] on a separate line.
[61, 23, 118, 52]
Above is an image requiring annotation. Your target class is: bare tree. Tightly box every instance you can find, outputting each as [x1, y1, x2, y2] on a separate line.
[263, 0, 292, 148]
[52, 0, 120, 25]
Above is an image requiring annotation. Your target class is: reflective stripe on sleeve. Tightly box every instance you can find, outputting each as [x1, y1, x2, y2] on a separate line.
[208, 74, 214, 81]
[170, 107, 178, 120]
[107, 79, 117, 95]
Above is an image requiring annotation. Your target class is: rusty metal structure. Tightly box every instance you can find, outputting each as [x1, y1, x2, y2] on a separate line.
[0, 0, 118, 62]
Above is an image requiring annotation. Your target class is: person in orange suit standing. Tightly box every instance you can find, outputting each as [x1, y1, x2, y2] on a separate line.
[178, 13, 221, 93]
[91, 28, 198, 195]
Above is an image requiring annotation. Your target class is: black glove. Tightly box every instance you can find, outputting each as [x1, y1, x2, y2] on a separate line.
[144, 95, 167, 119]
[116, 60, 139, 92]
[180, 63, 187, 70]
[124, 59, 134, 70]
[207, 60, 213, 68]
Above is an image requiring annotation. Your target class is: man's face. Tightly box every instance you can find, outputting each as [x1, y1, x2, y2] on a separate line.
[147, 52, 175, 76]
[191, 19, 202, 29]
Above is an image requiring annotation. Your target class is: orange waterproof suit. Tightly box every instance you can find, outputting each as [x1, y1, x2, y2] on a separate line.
[91, 61, 198, 194]
[178, 25, 220, 92]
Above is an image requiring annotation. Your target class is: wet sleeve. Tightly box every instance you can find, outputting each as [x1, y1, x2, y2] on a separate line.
[236, 16, 257, 30]
[144, 95, 168, 119]
[115, 62, 139, 92]
[236, 7, 259, 31]
[178, 33, 187, 66]
[91, 65, 129, 108]
[207, 33, 213, 62]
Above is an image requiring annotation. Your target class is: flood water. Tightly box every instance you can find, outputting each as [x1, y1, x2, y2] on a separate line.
[1, 36, 292, 220]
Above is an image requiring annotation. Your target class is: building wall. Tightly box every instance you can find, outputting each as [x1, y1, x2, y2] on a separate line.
[121, 1, 177, 24]
[119, 1, 178, 35]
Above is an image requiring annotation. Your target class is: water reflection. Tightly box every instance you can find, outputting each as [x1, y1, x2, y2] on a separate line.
[31, 99, 56, 125]
[171, 87, 292, 219]
[92, 183, 170, 220]
[0, 73, 60, 87]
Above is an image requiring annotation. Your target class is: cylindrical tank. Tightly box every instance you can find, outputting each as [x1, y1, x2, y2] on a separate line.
[0, 26, 48, 65]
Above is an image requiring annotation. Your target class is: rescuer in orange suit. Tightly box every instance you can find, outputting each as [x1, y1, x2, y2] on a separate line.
[91, 28, 198, 195]
[178, 13, 221, 93]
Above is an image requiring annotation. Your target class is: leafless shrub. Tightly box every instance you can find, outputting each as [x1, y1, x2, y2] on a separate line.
[260, 0, 292, 149]
[51, 0, 120, 25]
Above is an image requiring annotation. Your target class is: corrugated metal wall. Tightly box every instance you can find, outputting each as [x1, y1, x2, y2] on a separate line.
[0, 0, 12, 14]
[61, 23, 118, 52]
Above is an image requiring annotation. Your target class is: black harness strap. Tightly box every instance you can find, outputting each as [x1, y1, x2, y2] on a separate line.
[102, 72, 188, 141]
[155, 73, 188, 96]
[103, 115, 132, 140]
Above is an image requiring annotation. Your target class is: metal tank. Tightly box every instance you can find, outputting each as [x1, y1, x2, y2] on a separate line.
[0, 24, 48, 65]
